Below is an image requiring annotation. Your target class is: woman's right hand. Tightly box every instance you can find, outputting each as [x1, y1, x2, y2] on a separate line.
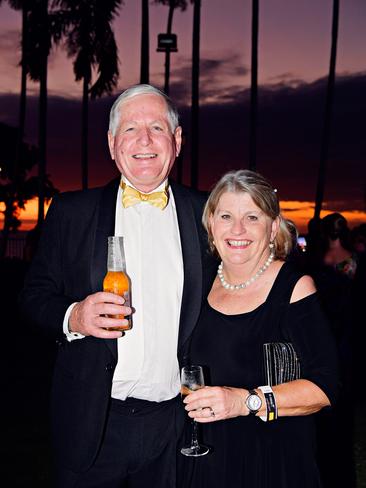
[184, 386, 249, 422]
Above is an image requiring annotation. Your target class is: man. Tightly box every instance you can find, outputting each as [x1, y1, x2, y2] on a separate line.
[20, 84, 214, 487]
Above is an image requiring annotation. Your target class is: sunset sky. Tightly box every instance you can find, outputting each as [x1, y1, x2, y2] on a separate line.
[0, 0, 365, 232]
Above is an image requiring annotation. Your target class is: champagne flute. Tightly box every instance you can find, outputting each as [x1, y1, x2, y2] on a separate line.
[180, 365, 210, 457]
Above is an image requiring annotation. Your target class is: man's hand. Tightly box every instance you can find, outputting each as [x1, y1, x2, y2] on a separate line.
[69, 292, 132, 339]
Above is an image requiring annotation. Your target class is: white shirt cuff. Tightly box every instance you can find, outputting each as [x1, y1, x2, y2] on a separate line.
[63, 303, 85, 342]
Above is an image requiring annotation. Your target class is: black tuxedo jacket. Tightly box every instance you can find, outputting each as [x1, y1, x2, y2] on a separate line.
[20, 178, 216, 473]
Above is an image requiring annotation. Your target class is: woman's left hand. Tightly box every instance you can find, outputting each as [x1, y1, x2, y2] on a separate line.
[184, 386, 247, 422]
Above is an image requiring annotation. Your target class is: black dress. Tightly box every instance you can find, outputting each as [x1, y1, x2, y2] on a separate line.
[180, 262, 338, 488]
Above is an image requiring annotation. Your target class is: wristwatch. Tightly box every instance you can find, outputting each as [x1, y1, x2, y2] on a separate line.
[245, 389, 262, 415]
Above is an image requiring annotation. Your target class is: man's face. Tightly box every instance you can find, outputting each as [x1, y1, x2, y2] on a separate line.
[108, 93, 182, 193]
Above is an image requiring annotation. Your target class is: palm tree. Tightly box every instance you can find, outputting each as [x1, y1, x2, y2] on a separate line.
[190, 0, 201, 189]
[140, 0, 149, 83]
[154, 0, 188, 95]
[0, 123, 58, 259]
[54, 0, 122, 190]
[0, 0, 31, 256]
[1, 1, 60, 227]
[0, 0, 31, 187]
[26, 0, 52, 226]
[249, 0, 259, 171]
[314, 0, 340, 220]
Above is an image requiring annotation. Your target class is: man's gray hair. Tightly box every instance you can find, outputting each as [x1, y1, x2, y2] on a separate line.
[109, 84, 179, 135]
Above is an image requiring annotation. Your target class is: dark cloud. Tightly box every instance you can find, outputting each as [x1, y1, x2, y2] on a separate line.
[0, 72, 365, 214]
[168, 52, 250, 105]
[280, 207, 306, 213]
[267, 72, 306, 88]
[0, 93, 117, 190]
[199, 58, 223, 73]
[177, 72, 366, 210]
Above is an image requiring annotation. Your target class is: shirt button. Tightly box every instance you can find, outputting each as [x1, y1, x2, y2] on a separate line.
[105, 363, 114, 372]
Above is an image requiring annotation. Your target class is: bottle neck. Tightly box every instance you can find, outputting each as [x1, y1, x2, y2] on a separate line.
[107, 236, 126, 272]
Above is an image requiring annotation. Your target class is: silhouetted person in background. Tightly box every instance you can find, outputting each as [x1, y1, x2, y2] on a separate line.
[304, 212, 357, 488]
[351, 223, 366, 254]
[322, 213, 358, 278]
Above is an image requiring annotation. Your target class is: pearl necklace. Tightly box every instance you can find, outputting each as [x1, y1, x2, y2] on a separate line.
[217, 252, 274, 291]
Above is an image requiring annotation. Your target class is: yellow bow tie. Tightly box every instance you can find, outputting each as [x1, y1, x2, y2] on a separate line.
[121, 181, 169, 210]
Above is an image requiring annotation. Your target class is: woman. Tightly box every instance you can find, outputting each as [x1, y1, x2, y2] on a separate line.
[314, 215, 358, 487]
[180, 170, 338, 488]
[322, 212, 358, 279]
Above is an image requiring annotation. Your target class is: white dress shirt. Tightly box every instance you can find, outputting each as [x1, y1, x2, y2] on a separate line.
[112, 178, 183, 401]
[63, 178, 184, 403]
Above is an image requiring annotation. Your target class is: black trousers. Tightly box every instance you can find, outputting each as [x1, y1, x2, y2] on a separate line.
[57, 396, 184, 488]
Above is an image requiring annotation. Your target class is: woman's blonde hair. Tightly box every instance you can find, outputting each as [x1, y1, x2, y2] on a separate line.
[202, 170, 293, 259]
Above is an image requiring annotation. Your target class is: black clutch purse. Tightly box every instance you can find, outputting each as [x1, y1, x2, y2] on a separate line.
[263, 342, 301, 386]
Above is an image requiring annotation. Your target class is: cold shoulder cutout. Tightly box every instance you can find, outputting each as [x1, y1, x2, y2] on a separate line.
[290, 274, 317, 303]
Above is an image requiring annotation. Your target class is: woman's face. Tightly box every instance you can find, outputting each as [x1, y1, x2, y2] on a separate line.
[209, 191, 278, 267]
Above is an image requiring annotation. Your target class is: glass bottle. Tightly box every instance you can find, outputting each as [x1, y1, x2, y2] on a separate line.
[103, 236, 131, 331]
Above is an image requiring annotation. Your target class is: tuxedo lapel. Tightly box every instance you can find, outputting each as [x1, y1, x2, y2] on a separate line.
[90, 178, 120, 359]
[171, 182, 204, 353]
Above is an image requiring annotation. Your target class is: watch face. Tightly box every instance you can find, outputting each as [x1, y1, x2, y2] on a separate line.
[247, 394, 262, 411]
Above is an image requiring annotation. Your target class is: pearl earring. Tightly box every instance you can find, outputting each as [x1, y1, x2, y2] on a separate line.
[269, 241, 274, 249]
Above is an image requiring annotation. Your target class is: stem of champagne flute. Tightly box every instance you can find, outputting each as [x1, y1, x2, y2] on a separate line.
[191, 420, 200, 449]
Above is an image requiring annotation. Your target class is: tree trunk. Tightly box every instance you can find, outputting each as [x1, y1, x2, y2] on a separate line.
[314, 0, 339, 220]
[81, 76, 89, 190]
[14, 5, 28, 184]
[37, 0, 49, 227]
[140, 0, 149, 84]
[249, 0, 259, 171]
[0, 200, 15, 259]
[190, 0, 201, 190]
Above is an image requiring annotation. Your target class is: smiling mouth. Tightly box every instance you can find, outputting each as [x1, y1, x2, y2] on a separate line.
[226, 239, 251, 247]
[132, 153, 157, 159]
